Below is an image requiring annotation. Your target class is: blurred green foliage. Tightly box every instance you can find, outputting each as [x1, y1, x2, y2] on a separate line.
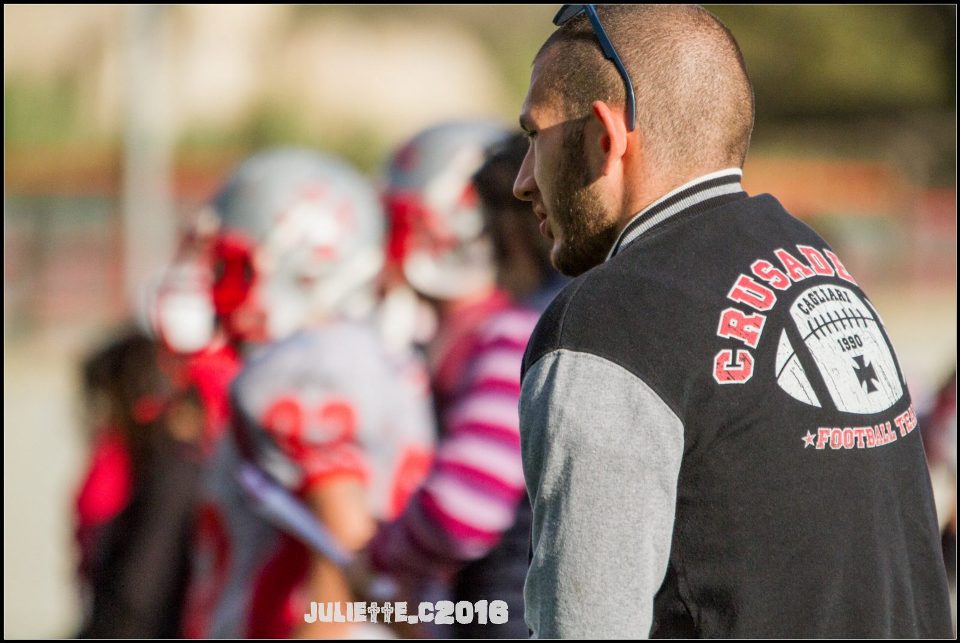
[177, 103, 393, 175]
[708, 5, 955, 118]
[4, 78, 86, 145]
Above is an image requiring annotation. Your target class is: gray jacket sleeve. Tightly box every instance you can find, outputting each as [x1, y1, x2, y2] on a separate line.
[519, 349, 684, 639]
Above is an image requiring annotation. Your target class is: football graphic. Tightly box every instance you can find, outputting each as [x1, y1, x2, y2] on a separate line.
[775, 285, 903, 414]
[775, 331, 821, 407]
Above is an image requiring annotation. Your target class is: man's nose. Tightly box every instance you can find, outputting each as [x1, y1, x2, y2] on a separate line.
[513, 146, 536, 202]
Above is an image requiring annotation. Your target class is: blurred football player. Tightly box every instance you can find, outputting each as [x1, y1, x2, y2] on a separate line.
[177, 148, 435, 639]
[378, 121, 512, 403]
[356, 125, 564, 637]
[148, 198, 242, 452]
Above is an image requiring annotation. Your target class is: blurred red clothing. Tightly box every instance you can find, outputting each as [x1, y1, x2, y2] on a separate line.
[183, 342, 242, 453]
[75, 429, 133, 579]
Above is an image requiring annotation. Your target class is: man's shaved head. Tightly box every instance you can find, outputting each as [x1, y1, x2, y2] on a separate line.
[535, 5, 754, 178]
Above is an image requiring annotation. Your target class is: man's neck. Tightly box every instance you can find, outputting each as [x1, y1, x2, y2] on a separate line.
[606, 167, 745, 261]
[619, 166, 732, 238]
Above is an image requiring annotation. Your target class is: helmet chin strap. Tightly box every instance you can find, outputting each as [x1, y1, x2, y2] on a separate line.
[402, 236, 496, 301]
[264, 247, 385, 340]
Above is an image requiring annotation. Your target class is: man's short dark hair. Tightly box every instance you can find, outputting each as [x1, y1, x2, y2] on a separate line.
[536, 5, 755, 176]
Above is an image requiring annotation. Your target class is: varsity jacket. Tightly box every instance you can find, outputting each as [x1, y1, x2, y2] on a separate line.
[519, 169, 953, 638]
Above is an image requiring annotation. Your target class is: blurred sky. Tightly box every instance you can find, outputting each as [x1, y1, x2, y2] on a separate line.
[3, 4, 956, 638]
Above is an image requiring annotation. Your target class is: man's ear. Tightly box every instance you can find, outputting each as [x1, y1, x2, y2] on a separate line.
[590, 100, 628, 176]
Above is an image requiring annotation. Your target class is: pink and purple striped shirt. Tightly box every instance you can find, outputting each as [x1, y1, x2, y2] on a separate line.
[369, 305, 540, 579]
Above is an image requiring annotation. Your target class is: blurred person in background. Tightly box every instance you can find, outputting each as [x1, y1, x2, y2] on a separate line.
[74, 195, 252, 636]
[149, 205, 246, 456]
[353, 128, 564, 637]
[919, 368, 958, 633]
[178, 148, 435, 638]
[74, 327, 206, 638]
[73, 163, 254, 639]
[377, 121, 513, 412]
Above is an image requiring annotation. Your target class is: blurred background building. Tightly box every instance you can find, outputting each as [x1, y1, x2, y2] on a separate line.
[3, 4, 956, 637]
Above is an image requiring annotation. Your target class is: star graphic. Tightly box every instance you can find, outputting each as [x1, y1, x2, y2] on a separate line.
[802, 430, 816, 448]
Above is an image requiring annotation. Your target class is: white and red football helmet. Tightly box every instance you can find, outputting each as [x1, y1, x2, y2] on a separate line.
[152, 148, 385, 351]
[382, 120, 511, 301]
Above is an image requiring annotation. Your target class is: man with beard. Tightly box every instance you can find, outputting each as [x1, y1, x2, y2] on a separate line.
[513, 4, 952, 638]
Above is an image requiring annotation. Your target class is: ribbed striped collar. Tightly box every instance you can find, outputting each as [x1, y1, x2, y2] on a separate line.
[606, 168, 746, 260]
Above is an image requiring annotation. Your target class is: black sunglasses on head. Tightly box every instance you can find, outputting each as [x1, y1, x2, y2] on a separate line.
[553, 4, 637, 131]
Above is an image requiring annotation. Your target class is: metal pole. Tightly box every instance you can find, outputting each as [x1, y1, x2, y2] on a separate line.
[122, 4, 174, 313]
